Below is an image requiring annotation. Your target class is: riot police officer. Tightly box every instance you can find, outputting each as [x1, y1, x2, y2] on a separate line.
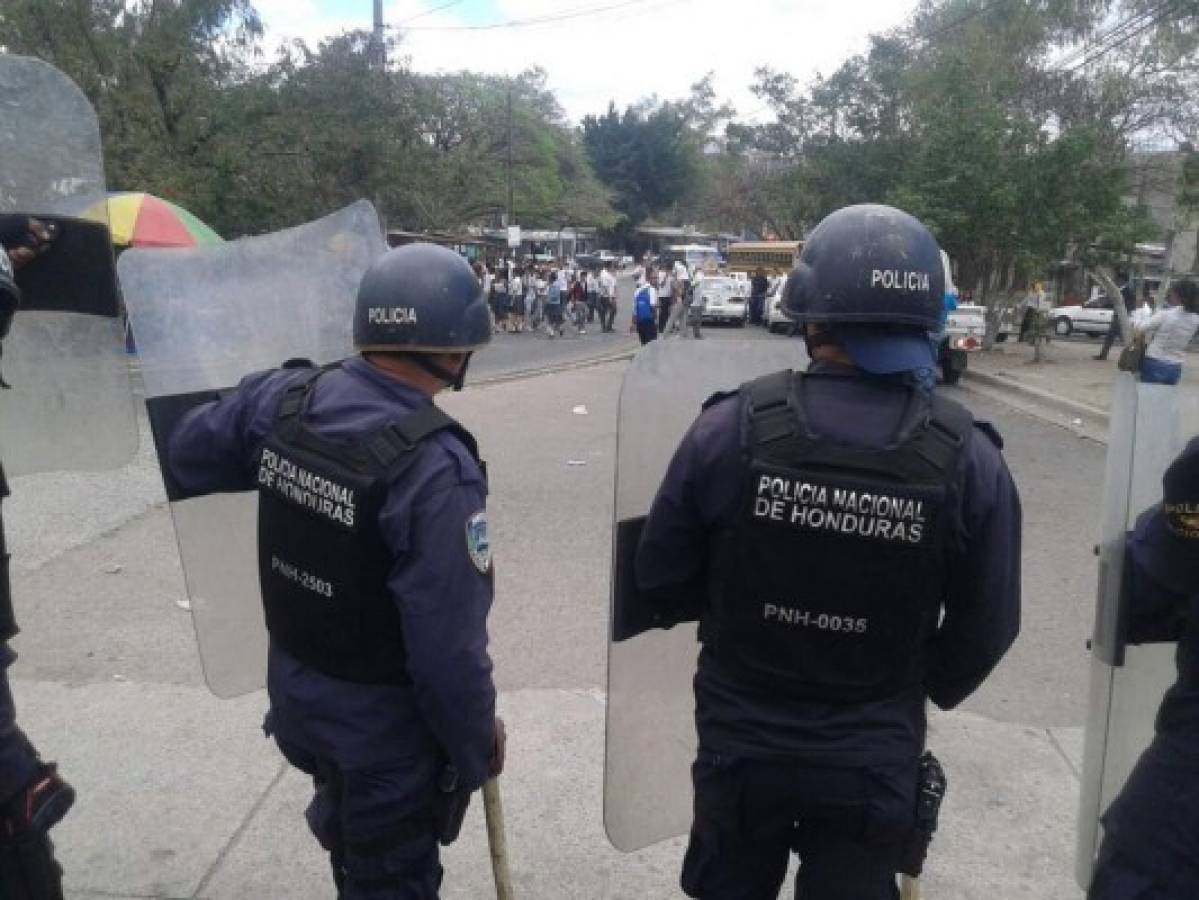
[1088, 438, 1199, 900]
[0, 220, 77, 900]
[634, 205, 1022, 899]
[166, 243, 504, 899]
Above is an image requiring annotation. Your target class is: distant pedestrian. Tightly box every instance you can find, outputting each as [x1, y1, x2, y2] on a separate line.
[598, 264, 618, 332]
[545, 270, 565, 337]
[658, 269, 676, 334]
[664, 272, 688, 337]
[524, 268, 540, 330]
[479, 263, 496, 332]
[672, 258, 690, 299]
[1137, 280, 1199, 386]
[633, 277, 658, 345]
[510, 268, 525, 333]
[586, 270, 599, 324]
[750, 268, 769, 325]
[1096, 274, 1136, 361]
[492, 270, 510, 332]
[533, 269, 548, 329]
[568, 275, 588, 334]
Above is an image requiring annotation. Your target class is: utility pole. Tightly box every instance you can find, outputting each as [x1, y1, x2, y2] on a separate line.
[370, 0, 387, 236]
[506, 83, 515, 230]
[370, 0, 386, 70]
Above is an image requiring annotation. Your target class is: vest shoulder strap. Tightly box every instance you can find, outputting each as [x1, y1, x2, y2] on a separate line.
[274, 361, 342, 431]
[368, 404, 481, 480]
[744, 369, 797, 445]
[910, 393, 974, 477]
[702, 388, 740, 411]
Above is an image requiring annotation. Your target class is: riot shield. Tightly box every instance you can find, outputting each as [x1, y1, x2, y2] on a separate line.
[0, 54, 135, 475]
[120, 200, 386, 698]
[1075, 375, 1199, 888]
[606, 338, 805, 852]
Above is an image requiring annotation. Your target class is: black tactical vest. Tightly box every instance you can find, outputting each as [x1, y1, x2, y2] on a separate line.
[705, 371, 971, 702]
[256, 363, 482, 684]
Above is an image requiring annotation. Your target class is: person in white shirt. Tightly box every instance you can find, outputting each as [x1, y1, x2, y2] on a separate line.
[598, 264, 618, 332]
[585, 270, 600, 325]
[1137, 280, 1199, 385]
[509, 270, 524, 333]
[658, 269, 676, 334]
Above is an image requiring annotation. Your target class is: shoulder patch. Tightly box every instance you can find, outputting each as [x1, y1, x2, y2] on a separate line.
[972, 421, 1004, 449]
[466, 510, 491, 574]
[702, 389, 740, 411]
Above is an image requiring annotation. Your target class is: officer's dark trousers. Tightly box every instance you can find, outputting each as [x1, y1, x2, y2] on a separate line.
[275, 738, 442, 900]
[1087, 747, 1199, 900]
[681, 754, 914, 900]
[0, 647, 37, 804]
[1088, 834, 1188, 900]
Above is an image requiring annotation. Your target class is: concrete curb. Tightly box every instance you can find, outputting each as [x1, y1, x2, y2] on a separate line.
[470, 347, 636, 388]
[963, 368, 1110, 428]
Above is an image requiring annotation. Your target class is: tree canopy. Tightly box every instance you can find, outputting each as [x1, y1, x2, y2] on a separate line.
[2, 0, 1195, 280]
[0, 0, 615, 237]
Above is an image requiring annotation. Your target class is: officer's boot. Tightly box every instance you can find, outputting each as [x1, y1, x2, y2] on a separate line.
[0, 762, 74, 900]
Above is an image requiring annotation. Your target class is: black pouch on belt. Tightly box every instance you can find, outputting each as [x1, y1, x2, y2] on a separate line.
[433, 765, 472, 846]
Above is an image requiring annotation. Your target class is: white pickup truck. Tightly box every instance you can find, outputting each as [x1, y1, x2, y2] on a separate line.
[939, 303, 986, 384]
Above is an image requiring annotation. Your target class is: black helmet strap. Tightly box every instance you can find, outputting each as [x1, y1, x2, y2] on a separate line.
[802, 326, 839, 360]
[412, 352, 472, 392]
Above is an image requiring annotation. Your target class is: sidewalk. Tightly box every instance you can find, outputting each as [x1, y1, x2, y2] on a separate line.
[964, 338, 1198, 439]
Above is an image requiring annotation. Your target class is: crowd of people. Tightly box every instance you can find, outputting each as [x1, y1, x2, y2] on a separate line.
[471, 260, 619, 338]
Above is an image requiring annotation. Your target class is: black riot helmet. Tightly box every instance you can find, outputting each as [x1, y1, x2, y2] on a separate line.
[0, 247, 20, 340]
[353, 243, 491, 389]
[783, 204, 944, 330]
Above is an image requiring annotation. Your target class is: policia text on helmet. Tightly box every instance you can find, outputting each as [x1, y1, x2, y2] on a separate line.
[353, 242, 493, 391]
[783, 203, 944, 379]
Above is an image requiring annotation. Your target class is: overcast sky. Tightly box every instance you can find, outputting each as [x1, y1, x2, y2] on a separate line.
[252, 0, 921, 123]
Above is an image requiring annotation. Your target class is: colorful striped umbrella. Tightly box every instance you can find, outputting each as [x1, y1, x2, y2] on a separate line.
[76, 192, 223, 248]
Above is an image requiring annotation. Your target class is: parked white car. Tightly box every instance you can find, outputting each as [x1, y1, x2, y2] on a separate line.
[764, 281, 793, 333]
[1050, 298, 1113, 336]
[695, 276, 748, 325]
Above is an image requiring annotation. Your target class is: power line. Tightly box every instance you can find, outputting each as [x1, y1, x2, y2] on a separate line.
[1061, 0, 1182, 72]
[911, 0, 1011, 43]
[398, 0, 658, 32]
[1051, 0, 1171, 70]
[396, 0, 466, 26]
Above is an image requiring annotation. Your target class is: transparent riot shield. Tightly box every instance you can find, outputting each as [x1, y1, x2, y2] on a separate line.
[605, 338, 804, 852]
[120, 200, 386, 698]
[0, 54, 135, 475]
[1076, 375, 1199, 887]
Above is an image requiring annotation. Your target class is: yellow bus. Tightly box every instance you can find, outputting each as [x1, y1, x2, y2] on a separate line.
[727, 241, 802, 275]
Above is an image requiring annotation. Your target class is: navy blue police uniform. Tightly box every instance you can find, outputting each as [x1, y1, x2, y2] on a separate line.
[636, 361, 1021, 900]
[0, 220, 79, 899]
[1089, 440, 1199, 900]
[169, 355, 495, 899]
[0, 222, 45, 815]
[633, 205, 1022, 900]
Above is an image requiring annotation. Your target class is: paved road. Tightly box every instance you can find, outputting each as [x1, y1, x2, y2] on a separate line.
[5, 339, 1104, 899]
